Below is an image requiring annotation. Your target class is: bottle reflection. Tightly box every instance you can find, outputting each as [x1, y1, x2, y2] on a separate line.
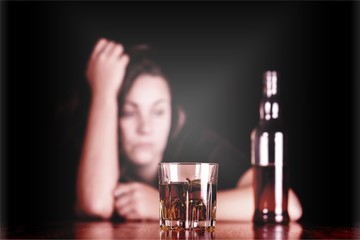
[252, 222, 303, 239]
[160, 229, 215, 240]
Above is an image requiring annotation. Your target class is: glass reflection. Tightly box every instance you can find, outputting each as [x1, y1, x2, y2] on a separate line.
[160, 229, 215, 240]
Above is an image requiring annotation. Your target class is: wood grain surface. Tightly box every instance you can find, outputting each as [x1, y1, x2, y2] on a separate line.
[1, 221, 359, 239]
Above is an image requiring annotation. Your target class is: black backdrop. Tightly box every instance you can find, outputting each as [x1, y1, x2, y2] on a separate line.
[0, 1, 358, 226]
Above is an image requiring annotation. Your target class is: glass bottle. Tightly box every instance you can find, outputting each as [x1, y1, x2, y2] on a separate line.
[251, 71, 289, 224]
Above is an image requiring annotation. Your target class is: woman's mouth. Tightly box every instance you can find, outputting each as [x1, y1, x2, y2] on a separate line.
[134, 142, 154, 149]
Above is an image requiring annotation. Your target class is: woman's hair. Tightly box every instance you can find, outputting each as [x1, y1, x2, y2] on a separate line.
[117, 44, 179, 137]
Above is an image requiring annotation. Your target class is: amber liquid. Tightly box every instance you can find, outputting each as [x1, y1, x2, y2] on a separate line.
[253, 165, 289, 224]
[159, 181, 216, 230]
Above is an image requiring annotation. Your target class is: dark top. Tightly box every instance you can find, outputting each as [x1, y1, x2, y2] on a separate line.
[163, 119, 251, 190]
[119, 119, 251, 190]
[115, 119, 251, 221]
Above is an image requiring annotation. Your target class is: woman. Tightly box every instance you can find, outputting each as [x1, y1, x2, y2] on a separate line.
[76, 38, 303, 221]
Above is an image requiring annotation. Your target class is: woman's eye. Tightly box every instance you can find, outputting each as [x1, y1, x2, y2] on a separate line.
[153, 109, 164, 116]
[122, 111, 135, 117]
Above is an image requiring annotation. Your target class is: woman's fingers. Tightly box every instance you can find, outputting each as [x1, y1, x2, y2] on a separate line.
[86, 38, 129, 97]
[102, 41, 116, 57]
[114, 195, 133, 217]
[112, 44, 125, 60]
[118, 53, 129, 66]
[114, 183, 137, 217]
[113, 182, 159, 220]
[90, 38, 108, 60]
[91, 39, 125, 61]
[93, 40, 128, 65]
[114, 183, 134, 198]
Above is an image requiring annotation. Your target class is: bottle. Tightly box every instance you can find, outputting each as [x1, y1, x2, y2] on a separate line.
[251, 71, 289, 224]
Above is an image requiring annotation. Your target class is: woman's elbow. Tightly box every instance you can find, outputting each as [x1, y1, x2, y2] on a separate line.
[289, 189, 303, 222]
[77, 199, 114, 220]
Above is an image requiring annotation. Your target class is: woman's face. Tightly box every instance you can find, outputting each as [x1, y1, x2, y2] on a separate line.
[119, 74, 172, 166]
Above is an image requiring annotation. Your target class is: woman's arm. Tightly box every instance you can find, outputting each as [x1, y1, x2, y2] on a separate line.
[76, 38, 129, 219]
[216, 169, 303, 221]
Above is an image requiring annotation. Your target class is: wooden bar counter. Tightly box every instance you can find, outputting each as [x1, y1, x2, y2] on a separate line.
[1, 220, 360, 239]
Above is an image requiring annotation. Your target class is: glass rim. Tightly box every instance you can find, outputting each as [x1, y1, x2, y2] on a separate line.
[159, 162, 218, 167]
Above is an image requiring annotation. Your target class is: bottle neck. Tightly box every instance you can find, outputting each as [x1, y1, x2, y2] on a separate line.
[259, 97, 281, 121]
[259, 71, 281, 121]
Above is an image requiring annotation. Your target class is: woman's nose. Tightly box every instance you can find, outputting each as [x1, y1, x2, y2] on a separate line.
[137, 117, 152, 134]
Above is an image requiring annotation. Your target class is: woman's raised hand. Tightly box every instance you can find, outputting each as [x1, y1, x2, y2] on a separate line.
[86, 38, 129, 99]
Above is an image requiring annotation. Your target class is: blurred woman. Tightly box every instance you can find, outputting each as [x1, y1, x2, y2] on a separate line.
[76, 38, 302, 221]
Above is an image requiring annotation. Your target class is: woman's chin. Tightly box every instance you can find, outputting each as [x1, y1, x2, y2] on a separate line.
[131, 151, 157, 165]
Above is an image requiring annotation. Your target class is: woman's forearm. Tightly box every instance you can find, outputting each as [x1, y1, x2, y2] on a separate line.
[217, 187, 254, 221]
[216, 186, 302, 221]
[76, 95, 120, 219]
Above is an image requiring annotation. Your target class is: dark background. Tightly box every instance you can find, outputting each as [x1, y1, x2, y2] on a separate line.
[0, 1, 358, 226]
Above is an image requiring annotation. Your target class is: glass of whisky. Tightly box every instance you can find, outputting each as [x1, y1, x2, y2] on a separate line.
[158, 162, 218, 231]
